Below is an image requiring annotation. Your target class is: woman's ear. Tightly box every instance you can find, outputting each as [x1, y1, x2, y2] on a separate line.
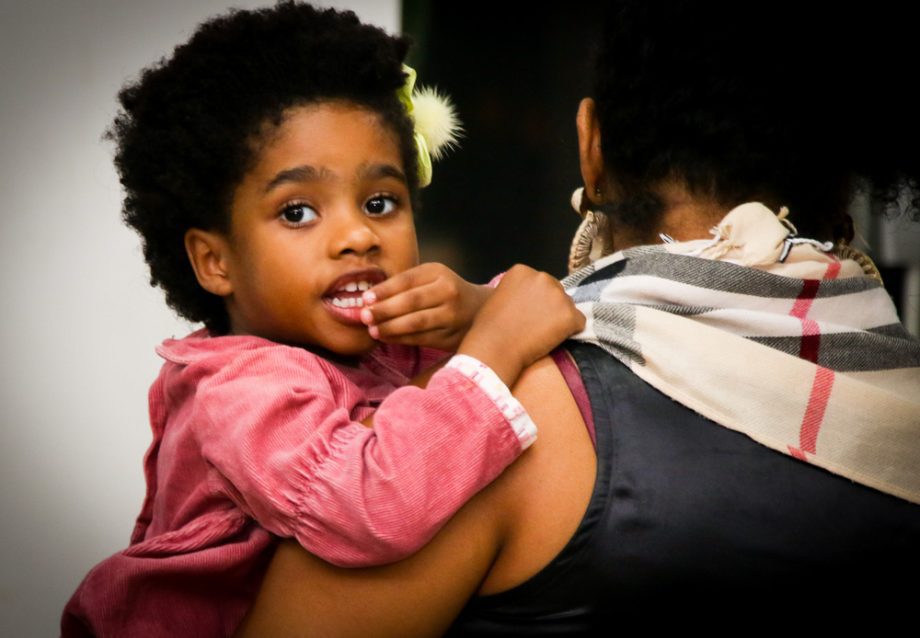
[576, 97, 606, 204]
[184, 229, 233, 297]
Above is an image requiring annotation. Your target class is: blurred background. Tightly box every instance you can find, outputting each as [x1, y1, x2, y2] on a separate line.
[1, 1, 916, 635]
[405, 0, 597, 282]
[405, 1, 919, 325]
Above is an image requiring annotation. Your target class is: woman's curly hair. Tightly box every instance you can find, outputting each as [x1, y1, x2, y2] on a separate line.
[593, 1, 920, 243]
[109, 1, 418, 333]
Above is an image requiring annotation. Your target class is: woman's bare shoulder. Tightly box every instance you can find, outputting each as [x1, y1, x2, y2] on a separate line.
[478, 353, 596, 594]
[235, 354, 596, 637]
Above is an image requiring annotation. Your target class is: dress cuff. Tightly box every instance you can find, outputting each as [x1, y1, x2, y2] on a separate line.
[445, 354, 537, 449]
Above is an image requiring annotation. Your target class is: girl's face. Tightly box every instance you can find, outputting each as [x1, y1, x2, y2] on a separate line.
[220, 102, 418, 355]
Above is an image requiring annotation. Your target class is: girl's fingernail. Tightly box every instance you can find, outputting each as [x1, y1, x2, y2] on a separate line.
[360, 308, 374, 325]
[362, 290, 377, 305]
[368, 325, 380, 339]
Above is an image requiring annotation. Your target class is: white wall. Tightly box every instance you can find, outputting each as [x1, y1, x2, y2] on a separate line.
[0, 1, 399, 635]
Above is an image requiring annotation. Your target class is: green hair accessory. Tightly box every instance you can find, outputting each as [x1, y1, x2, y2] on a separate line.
[397, 65, 462, 188]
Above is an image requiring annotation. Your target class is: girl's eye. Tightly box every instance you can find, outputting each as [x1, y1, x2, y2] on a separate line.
[280, 203, 318, 226]
[364, 195, 398, 217]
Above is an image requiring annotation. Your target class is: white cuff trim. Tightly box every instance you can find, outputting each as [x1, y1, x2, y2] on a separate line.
[445, 354, 537, 449]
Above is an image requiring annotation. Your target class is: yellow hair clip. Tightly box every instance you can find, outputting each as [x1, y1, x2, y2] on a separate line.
[397, 65, 462, 187]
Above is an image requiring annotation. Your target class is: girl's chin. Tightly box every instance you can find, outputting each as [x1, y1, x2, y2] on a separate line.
[295, 334, 378, 365]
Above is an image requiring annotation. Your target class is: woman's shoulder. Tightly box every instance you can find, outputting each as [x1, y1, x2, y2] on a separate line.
[235, 354, 599, 637]
[472, 354, 597, 595]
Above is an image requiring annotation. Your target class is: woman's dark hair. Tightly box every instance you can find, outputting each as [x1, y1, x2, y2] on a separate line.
[593, 1, 919, 243]
[110, 1, 418, 333]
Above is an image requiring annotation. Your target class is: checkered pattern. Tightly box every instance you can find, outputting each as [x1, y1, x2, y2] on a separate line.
[565, 203, 920, 503]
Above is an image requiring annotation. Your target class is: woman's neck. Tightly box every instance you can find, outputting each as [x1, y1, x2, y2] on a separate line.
[609, 181, 728, 252]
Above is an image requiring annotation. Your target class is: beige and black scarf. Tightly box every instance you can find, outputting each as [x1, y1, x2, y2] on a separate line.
[565, 203, 920, 504]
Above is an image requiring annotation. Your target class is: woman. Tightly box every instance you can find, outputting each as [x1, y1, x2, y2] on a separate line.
[238, 2, 920, 634]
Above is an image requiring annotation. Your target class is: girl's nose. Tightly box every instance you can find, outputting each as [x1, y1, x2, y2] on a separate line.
[329, 210, 381, 257]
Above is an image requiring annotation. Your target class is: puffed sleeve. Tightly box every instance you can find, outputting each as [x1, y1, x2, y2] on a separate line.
[193, 346, 535, 567]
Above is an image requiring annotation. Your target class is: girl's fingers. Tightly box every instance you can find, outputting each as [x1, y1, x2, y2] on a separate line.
[365, 264, 441, 304]
[371, 328, 451, 348]
[362, 280, 447, 325]
[371, 306, 456, 341]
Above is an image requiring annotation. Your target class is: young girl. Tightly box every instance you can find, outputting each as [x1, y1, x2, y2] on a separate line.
[61, 3, 583, 636]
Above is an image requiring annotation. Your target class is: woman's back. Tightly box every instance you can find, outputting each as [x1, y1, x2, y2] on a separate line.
[449, 344, 920, 633]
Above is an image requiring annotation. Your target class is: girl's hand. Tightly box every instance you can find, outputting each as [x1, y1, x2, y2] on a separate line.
[360, 262, 493, 351]
[456, 264, 586, 388]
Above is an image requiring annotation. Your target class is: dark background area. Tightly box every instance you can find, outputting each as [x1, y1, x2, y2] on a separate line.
[402, 1, 919, 329]
[404, 1, 605, 283]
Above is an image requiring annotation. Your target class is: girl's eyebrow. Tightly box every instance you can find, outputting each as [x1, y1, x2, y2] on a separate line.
[358, 163, 407, 184]
[264, 165, 333, 193]
[264, 163, 406, 193]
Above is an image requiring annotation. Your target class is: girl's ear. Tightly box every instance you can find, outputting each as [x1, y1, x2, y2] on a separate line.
[576, 97, 606, 204]
[184, 228, 234, 297]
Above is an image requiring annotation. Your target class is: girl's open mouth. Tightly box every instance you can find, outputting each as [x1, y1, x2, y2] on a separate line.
[322, 268, 386, 324]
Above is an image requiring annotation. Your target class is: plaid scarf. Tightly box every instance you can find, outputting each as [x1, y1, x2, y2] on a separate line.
[564, 203, 920, 504]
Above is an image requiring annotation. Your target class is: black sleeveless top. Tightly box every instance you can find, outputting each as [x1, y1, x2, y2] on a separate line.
[447, 343, 920, 634]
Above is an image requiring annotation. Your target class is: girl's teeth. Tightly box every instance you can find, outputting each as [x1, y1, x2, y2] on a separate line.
[341, 281, 372, 293]
[330, 280, 375, 308]
[331, 297, 364, 308]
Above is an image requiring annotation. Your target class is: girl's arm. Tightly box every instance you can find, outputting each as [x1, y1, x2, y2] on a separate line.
[195, 346, 527, 567]
[197, 265, 584, 567]
[234, 354, 595, 637]
[238, 489, 504, 638]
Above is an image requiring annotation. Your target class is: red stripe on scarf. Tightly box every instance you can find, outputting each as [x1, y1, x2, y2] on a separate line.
[799, 366, 835, 454]
[789, 260, 841, 459]
[790, 279, 820, 361]
[790, 261, 841, 363]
